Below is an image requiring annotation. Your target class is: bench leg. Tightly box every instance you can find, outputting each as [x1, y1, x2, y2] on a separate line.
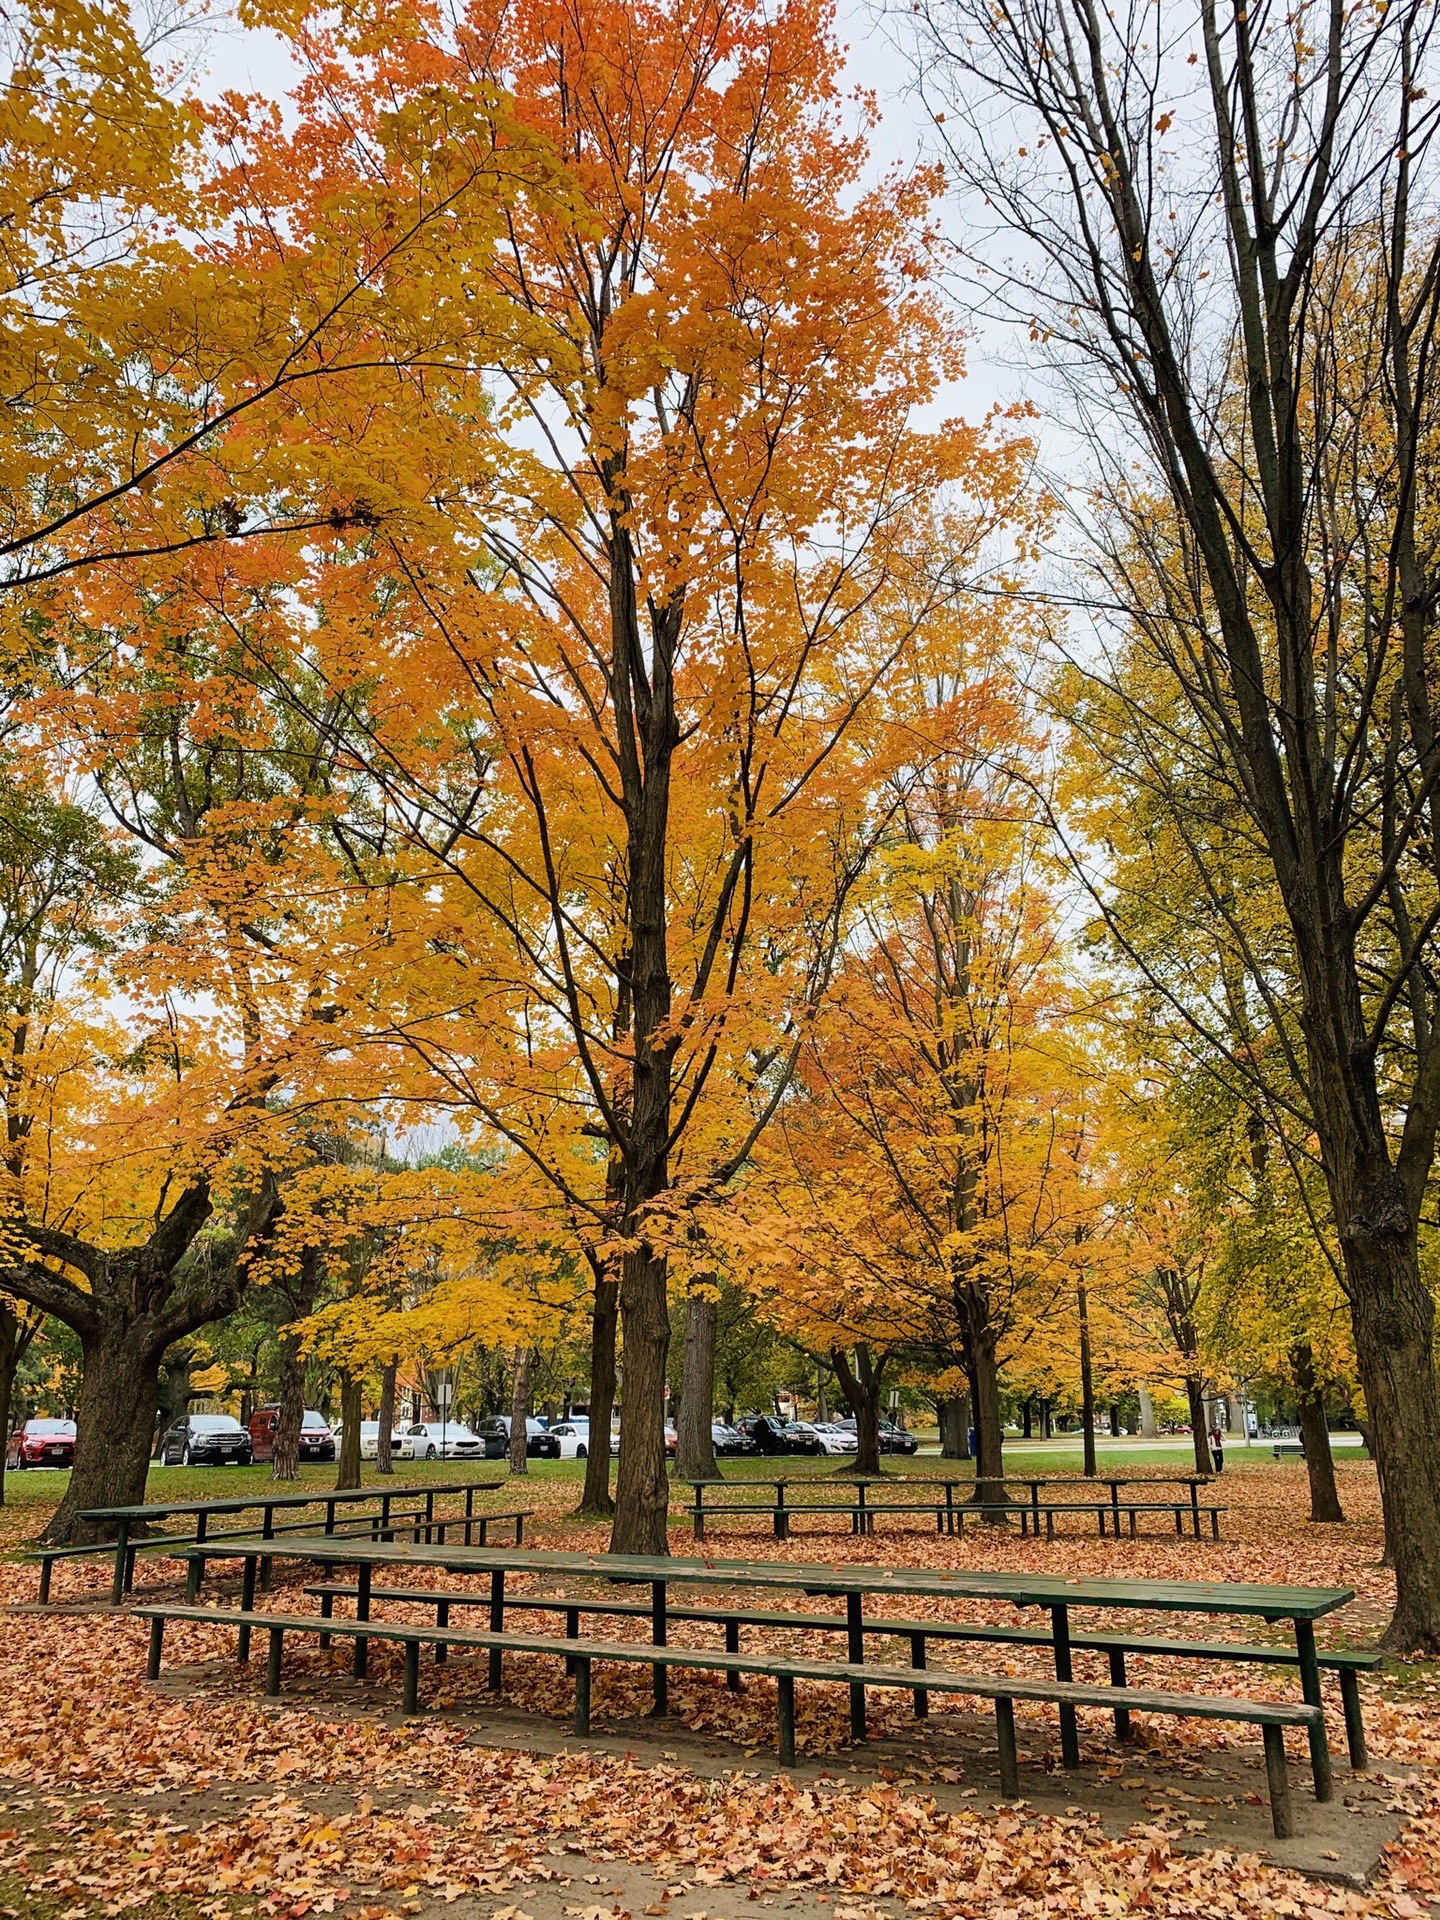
[650, 1582, 668, 1716]
[266, 1628, 284, 1698]
[1263, 1724, 1294, 1840]
[1107, 1648, 1131, 1741]
[573, 1656, 591, 1736]
[185, 1556, 204, 1603]
[38, 1559, 52, 1606]
[1210, 1509, 1221, 1540]
[777, 1673, 797, 1767]
[124, 1546, 138, 1595]
[239, 1556, 257, 1663]
[403, 1640, 421, 1715]
[995, 1697, 1019, 1798]
[1340, 1669, 1368, 1770]
[318, 1584, 333, 1652]
[1294, 1621, 1334, 1802]
[1128, 1509, 1137, 1538]
[1045, 1511, 1055, 1542]
[847, 1593, 866, 1741]
[1174, 1508, 1183, 1536]
[488, 1571, 505, 1690]
[725, 1618, 742, 1691]
[435, 1599, 449, 1664]
[147, 1615, 165, 1682]
[910, 1633, 929, 1717]
[515, 1515, 526, 1545]
[355, 1564, 371, 1680]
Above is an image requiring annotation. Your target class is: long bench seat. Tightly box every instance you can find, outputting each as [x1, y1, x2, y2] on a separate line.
[305, 1579, 1378, 1768]
[691, 1496, 1225, 1542]
[134, 1601, 1320, 1837]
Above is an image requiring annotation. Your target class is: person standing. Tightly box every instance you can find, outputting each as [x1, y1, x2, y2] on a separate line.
[1209, 1423, 1225, 1473]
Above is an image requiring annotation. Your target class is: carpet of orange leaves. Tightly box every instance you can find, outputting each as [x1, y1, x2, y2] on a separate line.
[1, 1460, 1437, 1920]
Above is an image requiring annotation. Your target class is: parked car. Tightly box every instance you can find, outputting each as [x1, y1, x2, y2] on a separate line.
[809, 1422, 859, 1456]
[403, 1420, 485, 1460]
[711, 1422, 756, 1457]
[160, 1412, 253, 1466]
[247, 1406, 337, 1463]
[734, 1413, 790, 1454]
[6, 1417, 76, 1469]
[777, 1421, 827, 1456]
[334, 1422, 415, 1462]
[474, 1416, 561, 1460]
[546, 1420, 591, 1460]
[664, 1424, 678, 1457]
[832, 1417, 919, 1455]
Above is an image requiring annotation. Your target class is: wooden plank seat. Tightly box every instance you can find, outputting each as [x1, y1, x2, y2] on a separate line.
[134, 1602, 1321, 1838]
[304, 1580, 1376, 1770]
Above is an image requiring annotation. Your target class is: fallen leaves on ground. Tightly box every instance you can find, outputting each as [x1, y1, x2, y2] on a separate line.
[1, 1461, 1437, 1920]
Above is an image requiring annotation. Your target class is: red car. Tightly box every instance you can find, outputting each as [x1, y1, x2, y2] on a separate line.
[6, 1418, 77, 1469]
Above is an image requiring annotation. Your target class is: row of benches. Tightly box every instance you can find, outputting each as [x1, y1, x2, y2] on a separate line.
[692, 1493, 1225, 1542]
[137, 1589, 1344, 1839]
[31, 1505, 532, 1605]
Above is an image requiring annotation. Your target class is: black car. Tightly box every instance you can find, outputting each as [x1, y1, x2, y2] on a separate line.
[735, 1414, 824, 1456]
[161, 1413, 253, 1466]
[475, 1416, 562, 1459]
[711, 1422, 757, 1456]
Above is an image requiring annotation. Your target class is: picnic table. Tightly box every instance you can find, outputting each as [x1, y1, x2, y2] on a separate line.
[64, 1479, 505, 1607]
[682, 1473, 1219, 1540]
[169, 1532, 1349, 1803]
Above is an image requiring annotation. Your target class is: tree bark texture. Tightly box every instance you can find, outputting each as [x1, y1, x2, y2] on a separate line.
[335, 1372, 362, 1490]
[0, 1298, 38, 1508]
[675, 1286, 720, 1482]
[1184, 1377, 1214, 1477]
[959, 1285, 1008, 1512]
[938, 1392, 971, 1459]
[831, 1345, 885, 1477]
[1078, 1278, 1097, 1477]
[1291, 1341, 1345, 1523]
[376, 1361, 396, 1475]
[579, 1270, 619, 1516]
[272, 1246, 322, 1483]
[508, 1347, 534, 1476]
[41, 1318, 164, 1543]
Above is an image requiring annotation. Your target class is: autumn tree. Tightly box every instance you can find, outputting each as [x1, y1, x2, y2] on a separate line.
[908, 0, 1440, 1646]
[241, 0, 1032, 1553]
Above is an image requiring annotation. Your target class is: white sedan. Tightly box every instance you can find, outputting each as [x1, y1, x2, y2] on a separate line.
[402, 1420, 484, 1460]
[335, 1422, 415, 1461]
[809, 1422, 860, 1455]
[547, 1418, 619, 1458]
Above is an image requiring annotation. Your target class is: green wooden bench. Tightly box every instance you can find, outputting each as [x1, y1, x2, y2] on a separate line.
[307, 1579, 1377, 1769]
[134, 1601, 1320, 1837]
[28, 1505, 437, 1605]
[690, 1492, 1224, 1542]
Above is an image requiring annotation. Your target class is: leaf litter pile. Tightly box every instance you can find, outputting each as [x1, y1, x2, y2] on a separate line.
[3, 1462, 1438, 1920]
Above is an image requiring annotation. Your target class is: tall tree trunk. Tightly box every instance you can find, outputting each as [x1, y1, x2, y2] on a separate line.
[1184, 1376, 1214, 1476]
[335, 1372, 362, 1490]
[612, 1241, 672, 1553]
[40, 1317, 164, 1544]
[938, 1392, 971, 1459]
[1291, 1341, 1344, 1523]
[675, 1286, 720, 1482]
[376, 1360, 396, 1476]
[272, 1247, 322, 1483]
[0, 1298, 38, 1508]
[1078, 1278, 1097, 1477]
[1020, 1395, 1033, 1439]
[1139, 1386, 1156, 1437]
[958, 1281, 1008, 1512]
[579, 1270, 619, 1517]
[1040, 1396, 1052, 1441]
[508, 1347, 534, 1476]
[1109, 1400, 1122, 1440]
[832, 1345, 885, 1477]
